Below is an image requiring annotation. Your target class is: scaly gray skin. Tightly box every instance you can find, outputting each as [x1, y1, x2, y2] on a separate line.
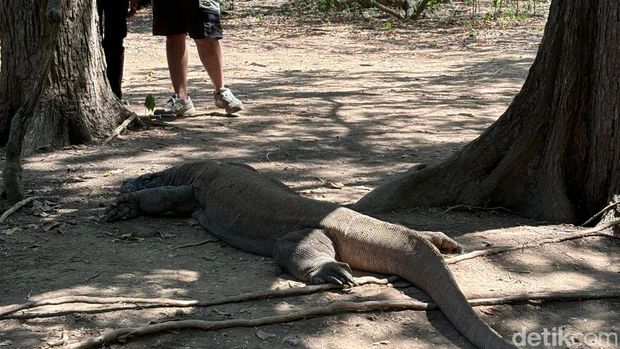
[106, 160, 515, 349]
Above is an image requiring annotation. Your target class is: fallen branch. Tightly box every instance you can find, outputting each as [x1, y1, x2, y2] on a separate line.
[67, 289, 620, 349]
[0, 196, 39, 224]
[0, 276, 396, 319]
[103, 112, 139, 145]
[446, 224, 618, 265]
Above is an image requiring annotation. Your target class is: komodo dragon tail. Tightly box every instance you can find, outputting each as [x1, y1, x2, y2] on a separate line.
[321, 208, 515, 349]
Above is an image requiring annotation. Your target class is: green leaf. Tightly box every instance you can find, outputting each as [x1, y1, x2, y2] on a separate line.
[144, 94, 156, 113]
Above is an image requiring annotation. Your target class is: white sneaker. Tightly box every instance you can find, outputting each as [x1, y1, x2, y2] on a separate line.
[214, 88, 244, 114]
[154, 94, 196, 117]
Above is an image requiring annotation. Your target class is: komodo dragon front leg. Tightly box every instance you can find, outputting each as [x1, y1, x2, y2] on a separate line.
[105, 185, 200, 221]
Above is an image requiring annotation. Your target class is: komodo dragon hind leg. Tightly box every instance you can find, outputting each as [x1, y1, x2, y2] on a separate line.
[273, 229, 357, 287]
[105, 185, 199, 222]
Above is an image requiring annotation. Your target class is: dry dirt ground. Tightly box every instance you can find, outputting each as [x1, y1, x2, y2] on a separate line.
[1, 1, 619, 348]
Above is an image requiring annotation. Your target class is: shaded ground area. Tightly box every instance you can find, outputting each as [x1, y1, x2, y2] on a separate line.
[1, 1, 619, 348]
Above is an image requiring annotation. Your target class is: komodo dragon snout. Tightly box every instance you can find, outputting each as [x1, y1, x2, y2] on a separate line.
[105, 160, 516, 349]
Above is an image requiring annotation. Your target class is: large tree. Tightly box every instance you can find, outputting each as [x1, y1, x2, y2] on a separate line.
[0, 0, 127, 202]
[354, 0, 619, 224]
[0, 0, 126, 153]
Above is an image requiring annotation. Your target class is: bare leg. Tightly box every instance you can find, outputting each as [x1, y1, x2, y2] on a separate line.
[273, 229, 356, 286]
[166, 34, 189, 99]
[195, 38, 224, 91]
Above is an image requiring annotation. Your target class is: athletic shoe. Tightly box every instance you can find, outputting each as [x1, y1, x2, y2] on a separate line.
[214, 87, 243, 114]
[154, 94, 196, 117]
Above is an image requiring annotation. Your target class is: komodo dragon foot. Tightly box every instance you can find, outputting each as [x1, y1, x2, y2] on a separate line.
[417, 231, 464, 254]
[309, 261, 357, 287]
[105, 193, 140, 221]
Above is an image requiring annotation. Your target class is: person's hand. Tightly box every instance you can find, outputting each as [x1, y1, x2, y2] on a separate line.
[127, 0, 138, 19]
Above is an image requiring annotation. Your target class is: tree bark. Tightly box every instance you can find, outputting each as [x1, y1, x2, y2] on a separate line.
[354, 0, 620, 224]
[0, 0, 128, 155]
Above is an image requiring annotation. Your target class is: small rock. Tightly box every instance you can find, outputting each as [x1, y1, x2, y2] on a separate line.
[255, 329, 276, 340]
[283, 335, 300, 346]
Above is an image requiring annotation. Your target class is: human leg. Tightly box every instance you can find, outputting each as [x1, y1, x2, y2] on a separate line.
[187, 2, 243, 113]
[195, 38, 223, 91]
[98, 0, 129, 99]
[152, 0, 195, 116]
[166, 34, 190, 100]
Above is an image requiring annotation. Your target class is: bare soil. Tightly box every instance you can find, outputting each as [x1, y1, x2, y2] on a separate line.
[1, 1, 619, 348]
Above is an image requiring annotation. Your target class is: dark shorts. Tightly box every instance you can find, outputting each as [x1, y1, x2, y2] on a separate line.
[152, 0, 223, 39]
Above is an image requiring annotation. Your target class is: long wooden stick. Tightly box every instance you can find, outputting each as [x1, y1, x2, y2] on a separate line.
[66, 289, 620, 349]
[0, 276, 395, 319]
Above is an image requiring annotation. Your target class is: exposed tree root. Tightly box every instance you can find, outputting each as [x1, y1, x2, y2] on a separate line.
[581, 201, 620, 226]
[0, 196, 38, 224]
[368, 0, 404, 19]
[0, 276, 396, 319]
[66, 289, 620, 349]
[446, 222, 619, 265]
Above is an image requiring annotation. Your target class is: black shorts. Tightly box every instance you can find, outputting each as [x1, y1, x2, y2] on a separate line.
[152, 0, 223, 39]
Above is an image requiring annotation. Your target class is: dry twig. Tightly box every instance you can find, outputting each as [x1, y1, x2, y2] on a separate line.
[66, 289, 620, 349]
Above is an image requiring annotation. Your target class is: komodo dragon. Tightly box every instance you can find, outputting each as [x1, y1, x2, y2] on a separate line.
[105, 160, 515, 349]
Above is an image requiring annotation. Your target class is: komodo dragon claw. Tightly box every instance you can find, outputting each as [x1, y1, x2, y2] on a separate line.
[419, 231, 464, 254]
[310, 261, 357, 287]
[105, 193, 140, 222]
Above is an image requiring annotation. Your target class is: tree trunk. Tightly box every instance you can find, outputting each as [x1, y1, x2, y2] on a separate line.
[354, 0, 619, 224]
[0, 0, 127, 155]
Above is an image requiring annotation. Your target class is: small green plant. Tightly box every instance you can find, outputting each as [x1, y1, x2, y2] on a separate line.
[144, 94, 155, 115]
[383, 21, 394, 30]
